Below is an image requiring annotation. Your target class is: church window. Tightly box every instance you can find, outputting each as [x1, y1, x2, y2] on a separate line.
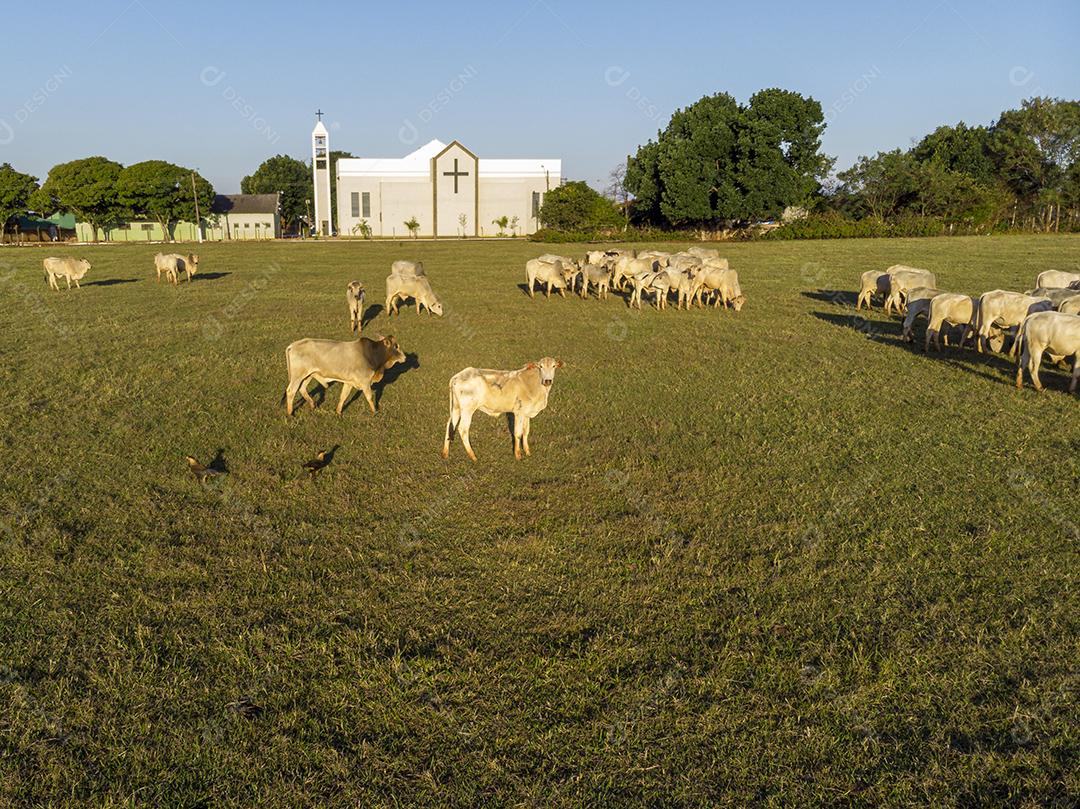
[350, 192, 360, 218]
[362, 192, 371, 218]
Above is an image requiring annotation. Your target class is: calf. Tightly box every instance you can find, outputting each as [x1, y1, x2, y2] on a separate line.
[154, 253, 199, 284]
[1015, 311, 1080, 393]
[346, 281, 365, 333]
[442, 357, 563, 461]
[386, 272, 443, 316]
[974, 290, 1053, 354]
[580, 263, 611, 300]
[284, 335, 406, 416]
[43, 257, 91, 290]
[924, 293, 977, 352]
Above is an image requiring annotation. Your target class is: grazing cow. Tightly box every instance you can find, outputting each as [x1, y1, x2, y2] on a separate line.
[636, 250, 671, 268]
[611, 254, 644, 290]
[900, 287, 944, 342]
[580, 263, 611, 300]
[622, 258, 662, 308]
[1014, 311, 1080, 393]
[525, 258, 573, 298]
[346, 281, 365, 333]
[442, 357, 563, 461]
[537, 254, 581, 291]
[154, 253, 199, 284]
[691, 266, 745, 310]
[857, 270, 892, 311]
[284, 335, 406, 416]
[973, 290, 1054, 354]
[386, 272, 443, 316]
[925, 293, 977, 352]
[884, 267, 936, 315]
[1034, 270, 1080, 290]
[43, 257, 91, 290]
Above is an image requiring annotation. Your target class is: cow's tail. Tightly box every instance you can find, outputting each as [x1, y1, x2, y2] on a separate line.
[1012, 316, 1028, 362]
[280, 345, 294, 406]
[443, 380, 459, 450]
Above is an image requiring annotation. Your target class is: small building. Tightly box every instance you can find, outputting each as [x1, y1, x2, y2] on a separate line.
[2, 212, 76, 243]
[208, 193, 281, 240]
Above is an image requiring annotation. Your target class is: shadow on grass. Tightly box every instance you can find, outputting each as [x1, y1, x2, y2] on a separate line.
[810, 309, 1050, 387]
[361, 304, 383, 327]
[801, 289, 859, 307]
[195, 272, 231, 281]
[209, 448, 229, 474]
[372, 352, 419, 410]
[84, 278, 138, 287]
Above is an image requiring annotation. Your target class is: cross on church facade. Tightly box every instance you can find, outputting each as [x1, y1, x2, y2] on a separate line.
[443, 158, 470, 194]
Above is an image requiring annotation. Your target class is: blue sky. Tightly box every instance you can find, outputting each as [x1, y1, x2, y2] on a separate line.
[1, 0, 1077, 193]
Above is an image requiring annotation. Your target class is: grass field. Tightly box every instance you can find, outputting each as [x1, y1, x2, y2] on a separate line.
[1, 234, 1078, 807]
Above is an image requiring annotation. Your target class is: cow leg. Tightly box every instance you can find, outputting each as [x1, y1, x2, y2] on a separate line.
[65, 276, 72, 290]
[336, 383, 353, 415]
[457, 409, 477, 462]
[299, 378, 318, 410]
[1029, 346, 1045, 391]
[285, 377, 306, 416]
[522, 417, 532, 457]
[1070, 356, 1079, 394]
[74, 277, 81, 289]
[442, 399, 459, 459]
[361, 384, 376, 414]
[512, 413, 524, 460]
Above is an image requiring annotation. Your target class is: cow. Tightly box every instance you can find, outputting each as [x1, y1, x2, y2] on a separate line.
[900, 287, 944, 342]
[857, 269, 891, 311]
[1024, 287, 1080, 309]
[537, 254, 581, 292]
[154, 253, 199, 285]
[580, 263, 611, 300]
[386, 272, 443, 316]
[924, 293, 977, 352]
[1014, 311, 1080, 393]
[884, 267, 936, 315]
[284, 335, 406, 416]
[525, 258, 572, 298]
[973, 290, 1054, 354]
[43, 257, 91, 290]
[1060, 297, 1080, 317]
[685, 247, 726, 266]
[346, 281, 365, 333]
[1034, 270, 1080, 290]
[690, 266, 745, 310]
[442, 357, 563, 461]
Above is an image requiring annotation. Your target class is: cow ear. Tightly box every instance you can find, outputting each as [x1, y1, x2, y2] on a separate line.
[555, 358, 564, 369]
[526, 362, 537, 370]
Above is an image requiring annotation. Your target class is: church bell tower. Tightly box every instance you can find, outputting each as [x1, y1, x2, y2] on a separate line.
[311, 112, 332, 236]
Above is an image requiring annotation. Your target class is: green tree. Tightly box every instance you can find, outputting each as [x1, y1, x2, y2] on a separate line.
[33, 157, 124, 242]
[0, 163, 39, 231]
[404, 216, 420, 238]
[538, 181, 622, 230]
[242, 155, 308, 232]
[115, 161, 214, 242]
[625, 90, 830, 227]
[836, 149, 919, 220]
[912, 122, 996, 186]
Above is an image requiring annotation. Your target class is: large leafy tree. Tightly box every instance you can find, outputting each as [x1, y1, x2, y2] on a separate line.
[115, 160, 214, 241]
[625, 90, 830, 227]
[0, 163, 39, 230]
[33, 157, 124, 242]
[912, 122, 996, 186]
[538, 181, 622, 230]
[242, 155, 308, 231]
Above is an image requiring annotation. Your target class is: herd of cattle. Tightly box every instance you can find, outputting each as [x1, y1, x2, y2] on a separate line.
[34, 246, 1079, 462]
[523, 247, 747, 311]
[858, 265, 1080, 392]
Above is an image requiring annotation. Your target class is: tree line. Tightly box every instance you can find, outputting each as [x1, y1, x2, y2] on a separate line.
[536, 92, 1079, 237]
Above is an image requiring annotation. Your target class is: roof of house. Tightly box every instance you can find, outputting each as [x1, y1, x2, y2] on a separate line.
[4, 212, 76, 230]
[336, 139, 561, 180]
[212, 193, 279, 215]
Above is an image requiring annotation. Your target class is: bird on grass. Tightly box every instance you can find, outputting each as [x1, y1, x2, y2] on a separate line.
[185, 455, 223, 484]
[302, 450, 332, 480]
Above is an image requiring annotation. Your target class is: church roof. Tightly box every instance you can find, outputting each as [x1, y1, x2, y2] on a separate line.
[336, 139, 560, 180]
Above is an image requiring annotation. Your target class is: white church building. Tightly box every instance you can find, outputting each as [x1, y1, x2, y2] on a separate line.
[311, 118, 561, 238]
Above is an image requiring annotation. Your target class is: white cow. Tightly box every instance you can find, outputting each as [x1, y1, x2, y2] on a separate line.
[442, 357, 563, 461]
[1014, 311, 1080, 393]
[884, 267, 936, 315]
[386, 272, 443, 316]
[691, 266, 745, 310]
[154, 253, 199, 284]
[525, 259, 572, 298]
[43, 257, 91, 290]
[1034, 270, 1080, 290]
[857, 270, 891, 311]
[579, 264, 611, 300]
[346, 281, 365, 333]
[900, 287, 944, 342]
[974, 290, 1053, 354]
[924, 293, 977, 352]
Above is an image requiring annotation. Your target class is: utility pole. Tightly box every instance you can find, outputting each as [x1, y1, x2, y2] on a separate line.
[191, 171, 204, 243]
